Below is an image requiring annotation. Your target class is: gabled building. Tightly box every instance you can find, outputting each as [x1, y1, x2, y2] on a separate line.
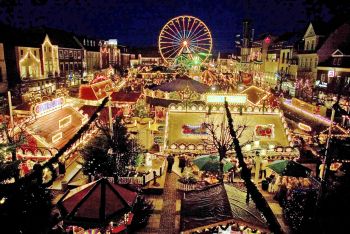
[316, 21, 350, 96]
[44, 28, 85, 86]
[9, 28, 60, 97]
[297, 21, 331, 83]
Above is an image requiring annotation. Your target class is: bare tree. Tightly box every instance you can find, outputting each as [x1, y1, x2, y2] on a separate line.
[203, 114, 252, 180]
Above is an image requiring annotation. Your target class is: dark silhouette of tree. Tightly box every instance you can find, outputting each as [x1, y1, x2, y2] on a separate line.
[0, 180, 53, 234]
[224, 101, 283, 234]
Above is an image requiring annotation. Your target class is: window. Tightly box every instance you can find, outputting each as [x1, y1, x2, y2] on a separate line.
[306, 41, 309, 50]
[49, 47, 51, 52]
[337, 58, 342, 66]
[74, 51, 77, 59]
[286, 52, 290, 60]
[333, 58, 339, 66]
[311, 41, 315, 50]
[83, 39, 86, 45]
[64, 50, 68, 58]
[69, 50, 73, 58]
[21, 50, 23, 56]
[44, 47, 47, 52]
[74, 63, 78, 71]
[77, 51, 81, 59]
[65, 63, 68, 71]
[69, 63, 73, 71]
[282, 53, 285, 63]
[59, 50, 63, 59]
[315, 58, 318, 68]
[60, 63, 64, 72]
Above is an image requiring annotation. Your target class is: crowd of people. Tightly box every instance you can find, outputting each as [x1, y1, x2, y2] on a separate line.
[266, 174, 314, 206]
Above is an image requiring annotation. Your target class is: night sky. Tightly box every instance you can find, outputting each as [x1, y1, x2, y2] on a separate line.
[0, 0, 327, 52]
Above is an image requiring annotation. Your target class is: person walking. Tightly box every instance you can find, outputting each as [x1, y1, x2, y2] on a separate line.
[260, 158, 268, 179]
[179, 155, 186, 173]
[167, 154, 174, 173]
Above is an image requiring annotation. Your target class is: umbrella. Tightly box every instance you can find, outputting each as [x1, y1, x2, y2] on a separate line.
[267, 160, 311, 177]
[193, 155, 233, 172]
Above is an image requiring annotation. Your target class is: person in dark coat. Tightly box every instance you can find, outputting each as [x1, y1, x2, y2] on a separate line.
[167, 154, 175, 173]
[179, 155, 187, 173]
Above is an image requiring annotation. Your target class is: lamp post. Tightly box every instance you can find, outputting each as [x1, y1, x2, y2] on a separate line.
[105, 86, 114, 137]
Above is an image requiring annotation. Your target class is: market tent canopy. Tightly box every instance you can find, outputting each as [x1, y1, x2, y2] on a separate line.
[180, 184, 269, 233]
[267, 160, 311, 177]
[180, 184, 233, 233]
[192, 155, 234, 172]
[225, 184, 268, 230]
[57, 178, 137, 228]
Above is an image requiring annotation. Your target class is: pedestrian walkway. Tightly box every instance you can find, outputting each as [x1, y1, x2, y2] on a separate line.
[136, 165, 181, 234]
[258, 186, 291, 234]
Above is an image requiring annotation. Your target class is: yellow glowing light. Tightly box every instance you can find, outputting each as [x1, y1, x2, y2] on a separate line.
[183, 41, 188, 46]
[298, 122, 312, 132]
[0, 197, 6, 205]
[206, 94, 247, 105]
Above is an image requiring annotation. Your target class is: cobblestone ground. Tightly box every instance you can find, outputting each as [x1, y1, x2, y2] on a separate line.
[135, 172, 181, 234]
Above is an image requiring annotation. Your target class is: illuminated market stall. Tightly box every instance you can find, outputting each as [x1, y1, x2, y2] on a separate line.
[16, 97, 88, 161]
[164, 93, 297, 159]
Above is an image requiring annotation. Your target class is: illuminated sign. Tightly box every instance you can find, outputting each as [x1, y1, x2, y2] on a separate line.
[255, 124, 275, 138]
[34, 98, 64, 115]
[206, 94, 247, 105]
[328, 70, 335, 77]
[108, 39, 118, 45]
[298, 122, 312, 132]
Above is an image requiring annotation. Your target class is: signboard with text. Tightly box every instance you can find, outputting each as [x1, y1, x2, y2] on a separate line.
[33, 97, 64, 116]
[206, 94, 247, 105]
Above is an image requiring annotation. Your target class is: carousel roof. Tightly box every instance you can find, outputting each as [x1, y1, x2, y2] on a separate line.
[58, 178, 137, 228]
[150, 75, 210, 93]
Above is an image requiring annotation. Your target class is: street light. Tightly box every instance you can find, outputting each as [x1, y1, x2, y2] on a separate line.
[105, 85, 114, 137]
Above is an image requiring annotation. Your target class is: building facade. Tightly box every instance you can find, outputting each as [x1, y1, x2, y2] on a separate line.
[75, 36, 101, 78]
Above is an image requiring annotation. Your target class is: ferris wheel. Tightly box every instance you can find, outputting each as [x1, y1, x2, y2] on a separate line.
[158, 15, 212, 66]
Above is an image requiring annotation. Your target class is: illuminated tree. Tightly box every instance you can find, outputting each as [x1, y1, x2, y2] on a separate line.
[81, 116, 141, 180]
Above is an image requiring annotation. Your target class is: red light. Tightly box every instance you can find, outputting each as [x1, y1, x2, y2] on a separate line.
[264, 37, 271, 44]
